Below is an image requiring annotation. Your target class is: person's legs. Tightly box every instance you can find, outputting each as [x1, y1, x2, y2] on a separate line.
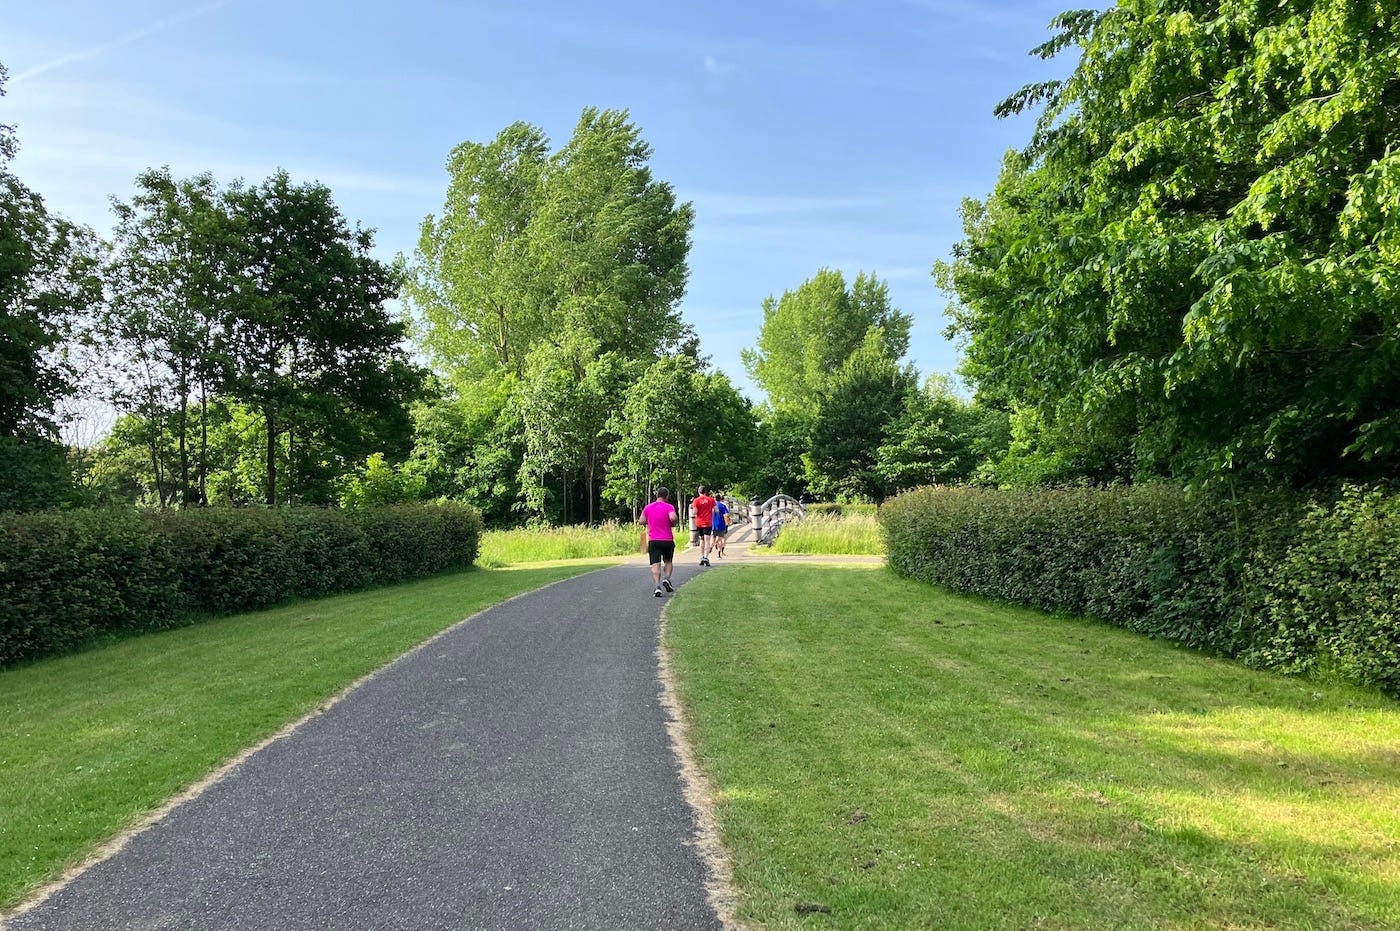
[648, 541, 664, 594]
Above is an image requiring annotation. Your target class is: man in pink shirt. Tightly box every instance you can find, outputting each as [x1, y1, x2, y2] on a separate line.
[640, 486, 679, 597]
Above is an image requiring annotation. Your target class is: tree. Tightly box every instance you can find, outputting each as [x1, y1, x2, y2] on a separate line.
[0, 63, 103, 509]
[530, 108, 695, 373]
[874, 375, 1011, 491]
[407, 122, 550, 380]
[940, 2, 1400, 487]
[220, 171, 424, 505]
[407, 109, 695, 384]
[603, 354, 758, 513]
[105, 168, 232, 506]
[803, 333, 915, 501]
[742, 269, 910, 412]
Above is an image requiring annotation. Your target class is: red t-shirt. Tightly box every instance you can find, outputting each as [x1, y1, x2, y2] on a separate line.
[693, 494, 716, 526]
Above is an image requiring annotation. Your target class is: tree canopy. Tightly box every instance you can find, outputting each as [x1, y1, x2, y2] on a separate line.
[939, 0, 1400, 487]
[407, 108, 695, 385]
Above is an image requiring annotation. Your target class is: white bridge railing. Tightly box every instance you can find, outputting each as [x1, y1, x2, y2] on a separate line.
[749, 493, 805, 545]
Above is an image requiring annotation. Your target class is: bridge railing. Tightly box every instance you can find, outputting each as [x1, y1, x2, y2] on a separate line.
[750, 493, 806, 546]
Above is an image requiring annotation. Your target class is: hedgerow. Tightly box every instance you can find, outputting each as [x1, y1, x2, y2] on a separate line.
[880, 483, 1398, 697]
[0, 502, 482, 665]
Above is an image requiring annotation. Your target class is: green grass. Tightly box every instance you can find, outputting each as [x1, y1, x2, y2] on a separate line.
[770, 512, 884, 555]
[666, 565, 1400, 930]
[478, 520, 640, 566]
[0, 563, 598, 911]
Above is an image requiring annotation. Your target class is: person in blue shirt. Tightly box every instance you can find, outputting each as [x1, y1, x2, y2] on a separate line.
[711, 492, 731, 558]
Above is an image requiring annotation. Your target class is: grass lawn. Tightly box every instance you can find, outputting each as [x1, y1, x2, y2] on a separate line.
[666, 564, 1400, 930]
[770, 513, 883, 556]
[0, 563, 600, 911]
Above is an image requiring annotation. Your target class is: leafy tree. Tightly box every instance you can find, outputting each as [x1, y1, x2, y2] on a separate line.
[742, 269, 910, 412]
[748, 406, 811, 501]
[803, 333, 915, 501]
[104, 169, 232, 506]
[408, 377, 524, 526]
[407, 122, 550, 379]
[530, 107, 695, 372]
[603, 354, 758, 513]
[874, 375, 1007, 491]
[0, 63, 103, 509]
[220, 171, 424, 505]
[407, 109, 694, 384]
[940, 1, 1400, 487]
[336, 452, 427, 508]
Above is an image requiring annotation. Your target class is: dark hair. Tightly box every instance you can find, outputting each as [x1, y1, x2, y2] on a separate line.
[698, 484, 709, 495]
[655, 487, 670, 501]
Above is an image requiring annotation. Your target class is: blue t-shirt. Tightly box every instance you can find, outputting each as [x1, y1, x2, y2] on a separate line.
[712, 501, 729, 531]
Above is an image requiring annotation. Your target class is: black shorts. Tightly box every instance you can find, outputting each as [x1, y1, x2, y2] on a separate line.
[695, 526, 712, 537]
[647, 539, 676, 565]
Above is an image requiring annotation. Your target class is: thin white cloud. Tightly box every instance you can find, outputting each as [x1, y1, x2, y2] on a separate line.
[703, 55, 740, 77]
[11, 0, 238, 83]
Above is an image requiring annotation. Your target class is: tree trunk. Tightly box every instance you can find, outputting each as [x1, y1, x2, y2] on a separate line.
[265, 406, 278, 507]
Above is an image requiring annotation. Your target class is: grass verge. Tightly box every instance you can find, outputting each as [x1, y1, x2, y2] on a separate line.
[770, 512, 884, 555]
[478, 521, 639, 566]
[0, 563, 598, 911]
[665, 564, 1400, 930]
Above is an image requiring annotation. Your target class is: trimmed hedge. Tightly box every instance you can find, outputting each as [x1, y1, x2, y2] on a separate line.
[881, 483, 1399, 697]
[0, 502, 482, 665]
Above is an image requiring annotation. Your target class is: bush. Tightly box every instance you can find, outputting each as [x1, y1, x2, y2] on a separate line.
[0, 503, 483, 666]
[880, 483, 1399, 696]
[0, 509, 181, 664]
[1246, 485, 1400, 695]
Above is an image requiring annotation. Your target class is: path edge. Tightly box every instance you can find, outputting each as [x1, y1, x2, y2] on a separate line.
[656, 602, 746, 931]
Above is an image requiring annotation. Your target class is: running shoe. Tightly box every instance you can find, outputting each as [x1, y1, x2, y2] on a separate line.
[654, 587, 663, 597]
[662, 577, 674, 592]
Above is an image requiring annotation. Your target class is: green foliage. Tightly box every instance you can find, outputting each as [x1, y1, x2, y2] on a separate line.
[0, 509, 181, 663]
[1247, 484, 1400, 695]
[603, 354, 758, 510]
[336, 452, 427, 509]
[0, 503, 482, 665]
[803, 332, 915, 501]
[407, 108, 694, 383]
[881, 483, 1400, 696]
[742, 268, 910, 412]
[941, 0, 1400, 486]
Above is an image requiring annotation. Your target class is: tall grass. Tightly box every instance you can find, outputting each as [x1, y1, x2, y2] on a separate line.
[477, 521, 639, 567]
[770, 512, 884, 555]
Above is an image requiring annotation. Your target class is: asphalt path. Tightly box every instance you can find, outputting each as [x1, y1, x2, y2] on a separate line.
[8, 562, 722, 931]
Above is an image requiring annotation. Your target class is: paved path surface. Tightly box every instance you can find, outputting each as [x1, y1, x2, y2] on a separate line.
[8, 563, 721, 931]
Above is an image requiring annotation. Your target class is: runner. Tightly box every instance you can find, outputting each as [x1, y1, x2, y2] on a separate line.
[692, 485, 716, 567]
[640, 487, 679, 596]
[711, 492, 730, 558]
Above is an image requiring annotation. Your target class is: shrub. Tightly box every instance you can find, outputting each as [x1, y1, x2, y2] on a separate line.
[880, 483, 1399, 697]
[0, 509, 181, 664]
[1246, 485, 1400, 695]
[0, 503, 483, 666]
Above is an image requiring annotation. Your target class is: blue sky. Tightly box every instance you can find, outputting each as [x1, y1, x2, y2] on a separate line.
[5, 0, 1076, 403]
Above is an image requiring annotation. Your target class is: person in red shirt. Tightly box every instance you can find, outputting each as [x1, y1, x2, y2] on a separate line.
[640, 487, 679, 596]
[692, 485, 716, 567]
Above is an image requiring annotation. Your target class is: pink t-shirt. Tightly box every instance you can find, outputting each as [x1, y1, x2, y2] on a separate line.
[642, 500, 677, 541]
